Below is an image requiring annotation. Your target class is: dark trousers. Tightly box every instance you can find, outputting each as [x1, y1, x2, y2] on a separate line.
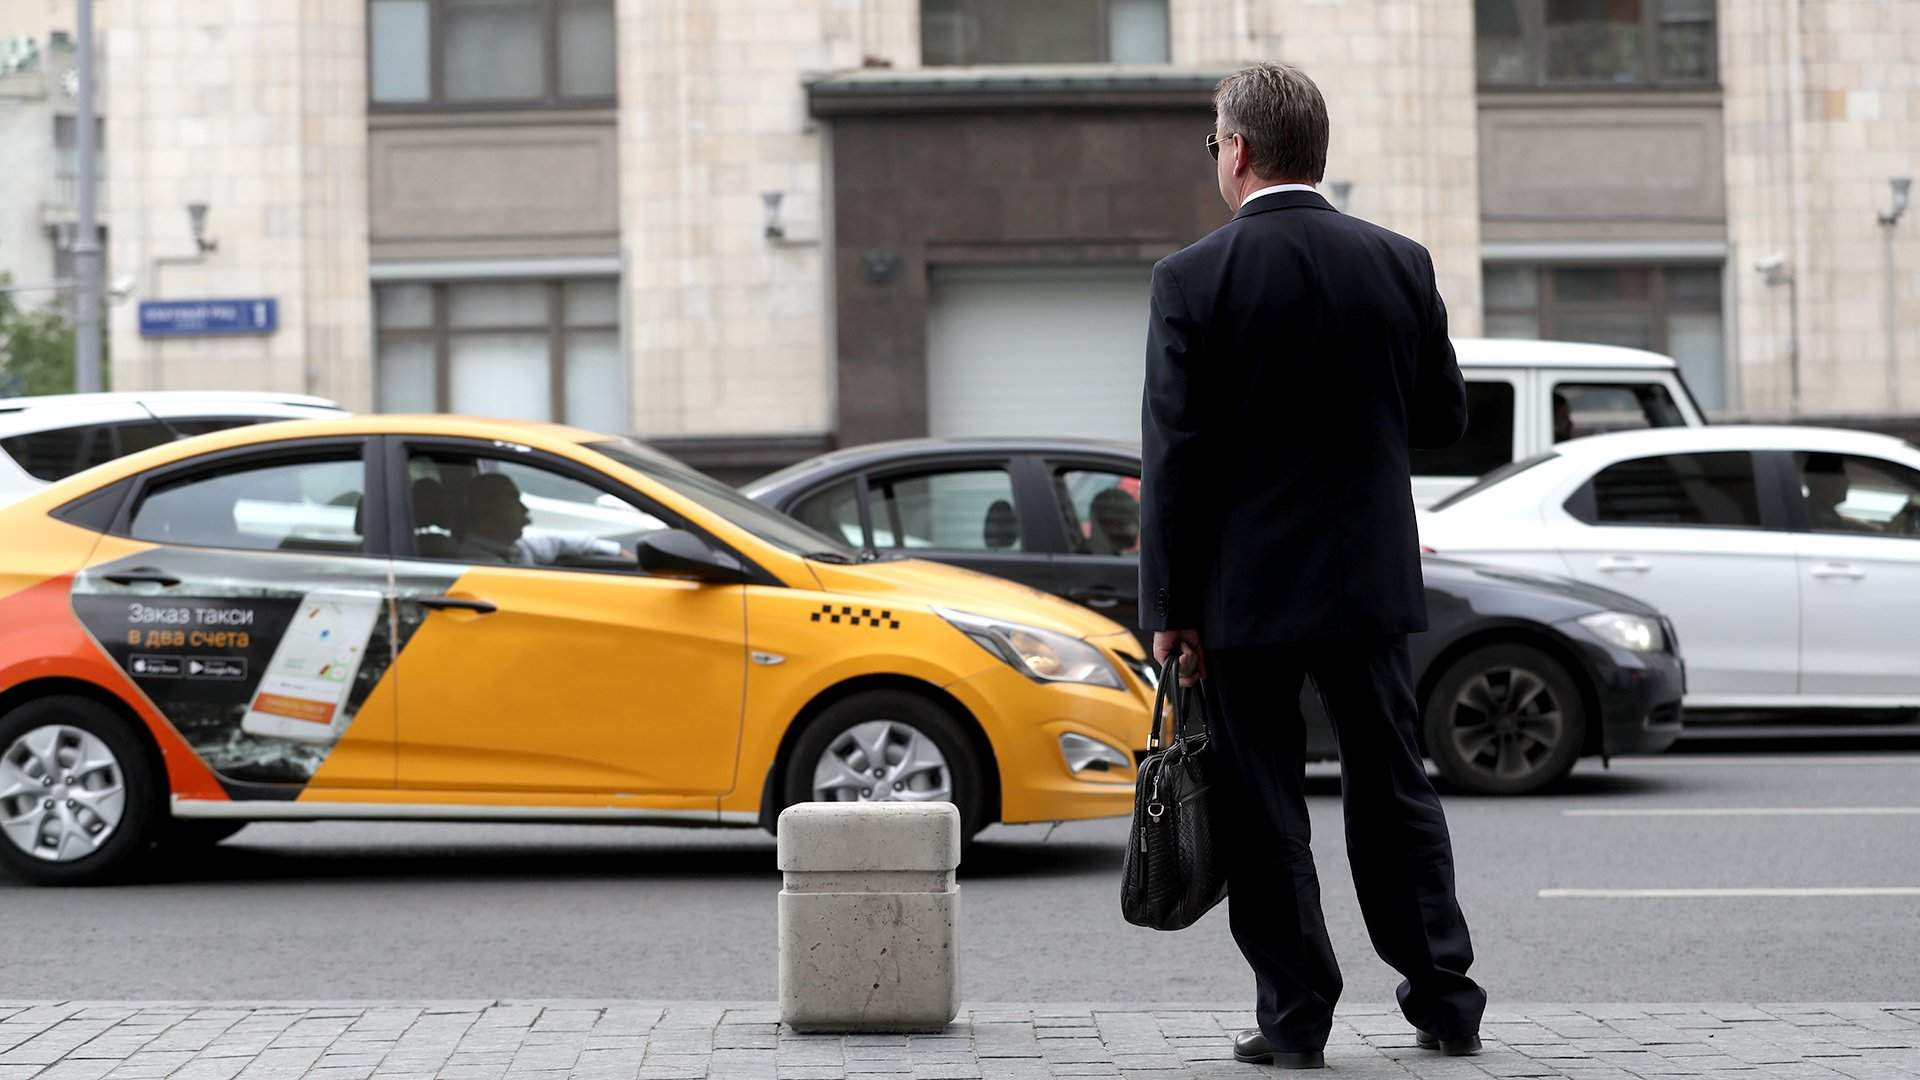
[1206, 635, 1486, 1050]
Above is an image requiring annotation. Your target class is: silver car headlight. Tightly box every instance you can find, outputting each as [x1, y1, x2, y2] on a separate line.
[935, 607, 1124, 690]
[1578, 611, 1666, 653]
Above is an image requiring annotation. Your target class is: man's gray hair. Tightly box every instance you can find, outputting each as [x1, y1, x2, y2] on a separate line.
[1213, 62, 1329, 184]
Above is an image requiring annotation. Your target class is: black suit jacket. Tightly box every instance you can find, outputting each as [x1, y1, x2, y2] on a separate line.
[1138, 190, 1467, 648]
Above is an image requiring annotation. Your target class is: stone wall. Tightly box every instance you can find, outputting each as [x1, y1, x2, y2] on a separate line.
[615, 0, 918, 439]
[1170, 0, 1483, 335]
[1722, 0, 1920, 415]
[105, 0, 370, 404]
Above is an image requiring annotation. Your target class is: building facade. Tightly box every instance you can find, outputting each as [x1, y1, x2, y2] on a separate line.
[89, 0, 1918, 476]
[0, 11, 104, 317]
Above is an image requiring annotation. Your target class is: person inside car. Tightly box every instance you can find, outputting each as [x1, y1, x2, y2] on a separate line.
[458, 472, 634, 567]
[1802, 453, 1860, 533]
[1087, 486, 1141, 555]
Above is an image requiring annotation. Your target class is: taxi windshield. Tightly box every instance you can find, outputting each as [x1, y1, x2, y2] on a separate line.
[586, 439, 860, 562]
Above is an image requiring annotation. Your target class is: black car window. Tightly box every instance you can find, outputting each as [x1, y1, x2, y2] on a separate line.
[1053, 467, 1141, 556]
[1552, 381, 1688, 442]
[129, 452, 367, 554]
[868, 468, 1023, 552]
[790, 479, 865, 550]
[1794, 452, 1920, 539]
[1410, 380, 1516, 479]
[1568, 451, 1761, 529]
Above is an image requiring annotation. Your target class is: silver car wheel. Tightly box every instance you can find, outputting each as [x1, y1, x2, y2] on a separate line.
[812, 719, 953, 804]
[1447, 667, 1566, 782]
[0, 724, 127, 862]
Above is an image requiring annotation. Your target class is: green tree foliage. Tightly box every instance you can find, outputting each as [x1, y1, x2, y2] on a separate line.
[0, 273, 108, 396]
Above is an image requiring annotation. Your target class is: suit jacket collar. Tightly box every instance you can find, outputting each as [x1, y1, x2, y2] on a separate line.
[1232, 189, 1338, 220]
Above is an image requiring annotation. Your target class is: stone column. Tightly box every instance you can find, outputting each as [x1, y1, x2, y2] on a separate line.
[105, 0, 371, 404]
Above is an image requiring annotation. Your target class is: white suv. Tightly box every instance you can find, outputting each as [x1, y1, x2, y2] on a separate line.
[0, 391, 346, 505]
[1416, 339, 1708, 506]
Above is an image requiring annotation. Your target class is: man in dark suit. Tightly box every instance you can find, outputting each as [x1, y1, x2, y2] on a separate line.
[1139, 62, 1486, 1069]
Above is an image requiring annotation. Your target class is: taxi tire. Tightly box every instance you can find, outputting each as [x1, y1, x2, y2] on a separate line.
[0, 695, 161, 887]
[1422, 643, 1587, 797]
[782, 690, 987, 843]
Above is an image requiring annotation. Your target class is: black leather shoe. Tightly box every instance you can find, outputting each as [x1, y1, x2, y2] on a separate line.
[1234, 1030, 1326, 1069]
[1414, 1029, 1483, 1056]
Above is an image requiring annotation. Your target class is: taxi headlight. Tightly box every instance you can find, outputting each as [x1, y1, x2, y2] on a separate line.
[935, 607, 1124, 690]
[1578, 611, 1665, 653]
[1059, 733, 1133, 775]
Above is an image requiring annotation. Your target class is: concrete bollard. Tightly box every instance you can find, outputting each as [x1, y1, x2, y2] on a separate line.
[777, 801, 961, 1033]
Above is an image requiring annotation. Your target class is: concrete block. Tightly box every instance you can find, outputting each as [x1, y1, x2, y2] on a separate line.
[777, 803, 961, 1034]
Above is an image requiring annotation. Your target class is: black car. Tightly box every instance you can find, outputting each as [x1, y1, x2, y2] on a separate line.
[745, 437, 1685, 795]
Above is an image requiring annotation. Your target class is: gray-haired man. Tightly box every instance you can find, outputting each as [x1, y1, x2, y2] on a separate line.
[1138, 62, 1487, 1069]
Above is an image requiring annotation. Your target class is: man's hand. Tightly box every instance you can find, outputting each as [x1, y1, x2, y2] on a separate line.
[1152, 629, 1206, 687]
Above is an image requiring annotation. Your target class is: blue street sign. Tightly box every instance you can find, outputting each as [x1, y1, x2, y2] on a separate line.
[138, 298, 278, 337]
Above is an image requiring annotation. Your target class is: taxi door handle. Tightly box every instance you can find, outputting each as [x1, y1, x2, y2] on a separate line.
[419, 596, 497, 614]
[1811, 563, 1866, 581]
[103, 568, 181, 587]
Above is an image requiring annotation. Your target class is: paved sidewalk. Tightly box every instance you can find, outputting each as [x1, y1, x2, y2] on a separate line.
[1, 1002, 1917, 1080]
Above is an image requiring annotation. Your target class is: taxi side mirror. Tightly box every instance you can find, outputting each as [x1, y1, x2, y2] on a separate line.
[637, 529, 753, 584]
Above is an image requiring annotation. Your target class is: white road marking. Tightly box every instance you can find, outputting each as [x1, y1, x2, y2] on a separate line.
[1607, 755, 1920, 767]
[1541, 887, 1920, 899]
[1564, 806, 1920, 817]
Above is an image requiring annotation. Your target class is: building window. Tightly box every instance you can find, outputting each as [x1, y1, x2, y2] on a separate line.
[1475, 0, 1715, 87]
[1483, 263, 1725, 411]
[921, 0, 1169, 66]
[369, 0, 617, 108]
[375, 279, 625, 433]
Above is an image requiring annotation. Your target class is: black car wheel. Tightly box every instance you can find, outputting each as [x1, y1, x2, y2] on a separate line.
[0, 695, 161, 885]
[781, 690, 988, 843]
[1423, 643, 1586, 796]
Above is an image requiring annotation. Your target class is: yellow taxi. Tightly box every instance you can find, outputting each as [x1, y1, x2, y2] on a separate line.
[0, 416, 1154, 884]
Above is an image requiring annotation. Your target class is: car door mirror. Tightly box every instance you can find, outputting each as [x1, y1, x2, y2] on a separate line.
[636, 529, 752, 584]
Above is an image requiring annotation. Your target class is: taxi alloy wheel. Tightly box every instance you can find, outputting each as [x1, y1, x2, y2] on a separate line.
[813, 720, 953, 805]
[1423, 643, 1587, 797]
[784, 690, 986, 840]
[0, 696, 159, 886]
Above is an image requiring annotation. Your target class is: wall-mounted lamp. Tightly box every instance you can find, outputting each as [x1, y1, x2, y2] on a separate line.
[761, 191, 786, 240]
[861, 250, 900, 285]
[1326, 180, 1353, 214]
[1879, 177, 1912, 227]
[187, 201, 218, 253]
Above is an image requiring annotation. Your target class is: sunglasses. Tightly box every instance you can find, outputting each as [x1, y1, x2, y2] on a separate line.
[1205, 131, 1238, 161]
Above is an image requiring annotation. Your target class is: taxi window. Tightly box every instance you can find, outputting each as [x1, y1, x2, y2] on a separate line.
[128, 453, 366, 554]
[404, 448, 670, 569]
[790, 479, 865, 549]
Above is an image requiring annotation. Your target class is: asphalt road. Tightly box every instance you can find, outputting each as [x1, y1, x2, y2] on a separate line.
[7, 751, 1919, 1004]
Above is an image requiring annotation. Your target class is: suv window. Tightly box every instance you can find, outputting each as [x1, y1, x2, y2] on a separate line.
[869, 468, 1022, 552]
[1552, 382, 1687, 442]
[129, 453, 367, 554]
[1411, 381, 1516, 479]
[1796, 452, 1920, 538]
[1568, 451, 1761, 529]
[1, 416, 270, 482]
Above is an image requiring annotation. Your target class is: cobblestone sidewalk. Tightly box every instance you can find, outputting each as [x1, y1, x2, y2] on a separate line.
[2, 1002, 1917, 1080]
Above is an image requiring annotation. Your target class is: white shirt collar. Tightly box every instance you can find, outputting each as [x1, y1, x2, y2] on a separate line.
[1240, 183, 1319, 209]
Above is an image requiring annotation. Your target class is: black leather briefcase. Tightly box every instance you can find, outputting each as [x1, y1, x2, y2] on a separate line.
[1120, 654, 1227, 931]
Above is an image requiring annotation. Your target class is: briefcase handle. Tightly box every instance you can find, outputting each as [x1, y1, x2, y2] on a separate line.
[1147, 653, 1210, 752]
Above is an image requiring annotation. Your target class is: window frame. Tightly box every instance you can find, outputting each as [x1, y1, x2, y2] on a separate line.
[1476, 0, 1719, 90]
[861, 456, 1041, 556]
[374, 277, 620, 425]
[367, 0, 618, 113]
[919, 0, 1170, 66]
[109, 436, 387, 560]
[1036, 453, 1143, 560]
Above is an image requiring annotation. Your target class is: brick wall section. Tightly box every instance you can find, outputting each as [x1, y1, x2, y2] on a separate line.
[616, 0, 917, 439]
[1722, 0, 1920, 415]
[105, 0, 371, 403]
[1170, 0, 1484, 336]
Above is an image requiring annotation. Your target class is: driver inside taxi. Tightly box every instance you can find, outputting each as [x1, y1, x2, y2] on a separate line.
[457, 472, 635, 567]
